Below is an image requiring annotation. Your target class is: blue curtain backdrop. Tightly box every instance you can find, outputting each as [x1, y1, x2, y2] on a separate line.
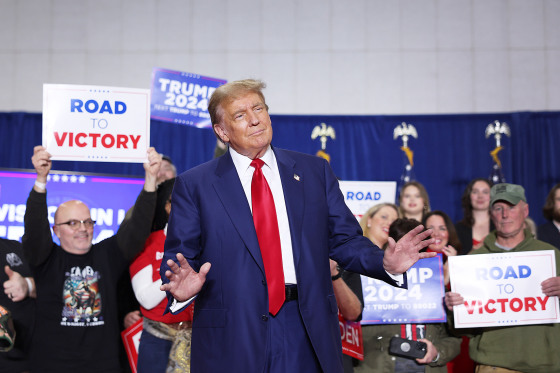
[1, 111, 559, 225]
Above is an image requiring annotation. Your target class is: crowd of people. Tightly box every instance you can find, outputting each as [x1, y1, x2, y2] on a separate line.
[1, 79, 560, 373]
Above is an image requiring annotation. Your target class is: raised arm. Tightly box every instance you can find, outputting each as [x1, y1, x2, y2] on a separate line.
[116, 147, 161, 260]
[31, 145, 51, 192]
[22, 146, 55, 267]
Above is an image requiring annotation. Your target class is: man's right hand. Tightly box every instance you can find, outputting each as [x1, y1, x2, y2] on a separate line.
[31, 145, 52, 184]
[160, 253, 211, 302]
[444, 291, 464, 311]
[383, 225, 435, 275]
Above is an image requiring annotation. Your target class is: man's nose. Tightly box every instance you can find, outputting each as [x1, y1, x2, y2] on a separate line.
[247, 110, 260, 125]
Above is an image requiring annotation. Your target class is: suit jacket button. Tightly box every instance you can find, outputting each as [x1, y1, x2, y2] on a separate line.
[261, 315, 269, 321]
[262, 280, 266, 285]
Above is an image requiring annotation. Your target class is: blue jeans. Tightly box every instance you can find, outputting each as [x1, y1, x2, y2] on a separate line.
[137, 329, 172, 373]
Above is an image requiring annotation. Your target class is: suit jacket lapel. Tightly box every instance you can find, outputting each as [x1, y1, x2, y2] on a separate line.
[213, 151, 265, 274]
[274, 148, 304, 269]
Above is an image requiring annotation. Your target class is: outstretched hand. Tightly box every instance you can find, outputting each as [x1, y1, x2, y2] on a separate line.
[160, 253, 211, 302]
[383, 225, 435, 275]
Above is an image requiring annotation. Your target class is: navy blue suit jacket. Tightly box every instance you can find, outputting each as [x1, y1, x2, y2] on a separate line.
[538, 221, 560, 250]
[161, 147, 400, 372]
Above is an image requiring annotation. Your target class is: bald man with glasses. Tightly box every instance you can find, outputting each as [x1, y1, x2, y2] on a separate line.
[21, 145, 162, 373]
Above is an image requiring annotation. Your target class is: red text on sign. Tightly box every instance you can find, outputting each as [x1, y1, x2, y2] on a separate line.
[464, 296, 549, 314]
[54, 132, 141, 149]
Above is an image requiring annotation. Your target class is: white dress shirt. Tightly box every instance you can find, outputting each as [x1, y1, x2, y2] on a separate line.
[229, 145, 297, 284]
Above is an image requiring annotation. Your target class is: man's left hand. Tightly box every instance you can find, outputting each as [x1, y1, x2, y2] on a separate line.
[383, 225, 435, 275]
[143, 147, 162, 192]
[541, 276, 560, 297]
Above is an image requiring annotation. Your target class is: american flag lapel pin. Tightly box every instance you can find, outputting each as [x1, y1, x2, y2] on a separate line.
[294, 174, 300, 181]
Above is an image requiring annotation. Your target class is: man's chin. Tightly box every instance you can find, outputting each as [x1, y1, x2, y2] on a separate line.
[68, 244, 93, 254]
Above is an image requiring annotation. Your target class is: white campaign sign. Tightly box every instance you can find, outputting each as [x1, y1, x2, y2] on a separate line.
[43, 84, 150, 163]
[449, 250, 560, 328]
[339, 180, 397, 219]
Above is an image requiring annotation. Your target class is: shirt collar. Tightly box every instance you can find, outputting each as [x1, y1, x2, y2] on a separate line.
[229, 145, 274, 179]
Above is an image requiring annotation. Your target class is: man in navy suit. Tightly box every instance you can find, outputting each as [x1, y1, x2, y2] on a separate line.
[160, 79, 435, 373]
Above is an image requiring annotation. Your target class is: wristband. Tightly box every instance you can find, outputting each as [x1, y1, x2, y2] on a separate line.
[432, 352, 440, 363]
[331, 271, 343, 281]
[25, 277, 33, 296]
[34, 180, 46, 190]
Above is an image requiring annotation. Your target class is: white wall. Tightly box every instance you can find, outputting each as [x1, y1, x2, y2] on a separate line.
[0, 0, 558, 115]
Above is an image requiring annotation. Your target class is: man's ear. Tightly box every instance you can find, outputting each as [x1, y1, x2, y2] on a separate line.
[214, 123, 229, 144]
[52, 225, 61, 239]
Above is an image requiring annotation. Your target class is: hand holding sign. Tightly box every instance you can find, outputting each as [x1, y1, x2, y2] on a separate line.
[31, 145, 52, 183]
[143, 147, 162, 193]
[542, 276, 560, 297]
[448, 251, 559, 328]
[444, 292, 464, 311]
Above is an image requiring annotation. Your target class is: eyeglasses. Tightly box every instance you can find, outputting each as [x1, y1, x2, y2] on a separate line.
[55, 219, 96, 230]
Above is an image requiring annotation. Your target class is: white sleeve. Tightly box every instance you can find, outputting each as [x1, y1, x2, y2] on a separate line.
[170, 296, 197, 313]
[131, 265, 167, 310]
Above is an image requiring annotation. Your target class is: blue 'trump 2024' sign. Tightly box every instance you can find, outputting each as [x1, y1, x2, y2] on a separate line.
[361, 255, 446, 324]
[150, 68, 227, 128]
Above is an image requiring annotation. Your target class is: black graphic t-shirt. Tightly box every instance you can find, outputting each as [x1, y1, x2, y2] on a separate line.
[22, 189, 155, 373]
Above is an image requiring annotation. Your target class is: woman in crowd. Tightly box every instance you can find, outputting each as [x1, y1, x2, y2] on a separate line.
[130, 178, 193, 373]
[399, 181, 431, 222]
[455, 178, 493, 255]
[359, 203, 400, 250]
[422, 211, 462, 287]
[356, 203, 398, 371]
[356, 218, 461, 373]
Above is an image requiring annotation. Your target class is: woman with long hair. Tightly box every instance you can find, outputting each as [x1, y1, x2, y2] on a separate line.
[455, 178, 493, 255]
[422, 211, 462, 287]
[399, 181, 431, 222]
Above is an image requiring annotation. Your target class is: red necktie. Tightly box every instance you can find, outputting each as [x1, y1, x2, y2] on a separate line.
[251, 159, 285, 315]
